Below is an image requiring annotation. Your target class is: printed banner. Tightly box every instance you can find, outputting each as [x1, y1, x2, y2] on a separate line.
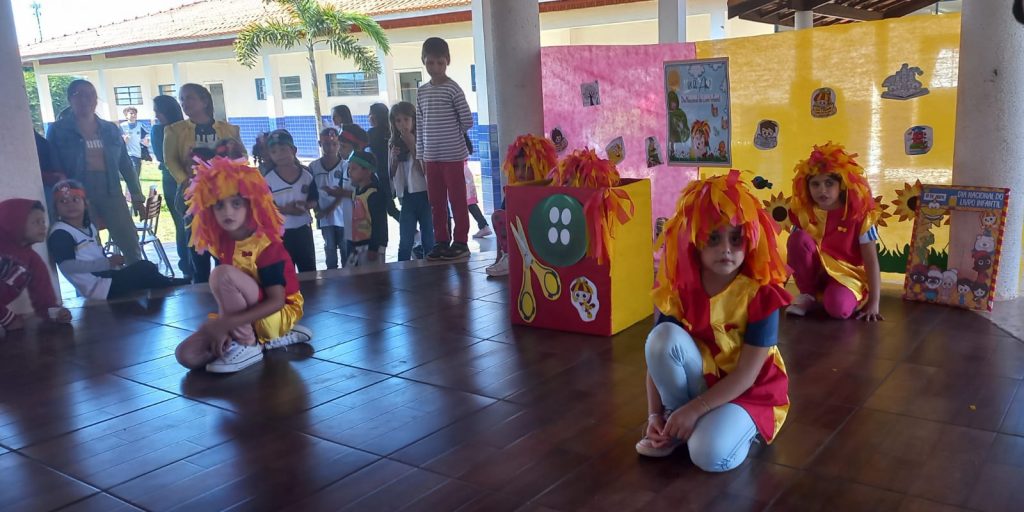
[665, 58, 731, 167]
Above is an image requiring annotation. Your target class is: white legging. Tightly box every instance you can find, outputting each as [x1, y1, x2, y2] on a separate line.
[646, 321, 759, 472]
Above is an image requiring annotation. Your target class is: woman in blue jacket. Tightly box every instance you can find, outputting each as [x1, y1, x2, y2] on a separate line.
[46, 79, 143, 263]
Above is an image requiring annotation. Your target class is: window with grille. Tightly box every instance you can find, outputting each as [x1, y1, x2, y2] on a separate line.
[325, 72, 379, 96]
[280, 76, 302, 99]
[114, 85, 143, 106]
[255, 78, 266, 100]
[158, 84, 176, 97]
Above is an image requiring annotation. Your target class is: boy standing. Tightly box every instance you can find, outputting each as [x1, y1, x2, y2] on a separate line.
[311, 128, 348, 269]
[416, 37, 474, 261]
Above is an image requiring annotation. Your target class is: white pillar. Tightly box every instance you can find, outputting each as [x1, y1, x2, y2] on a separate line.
[95, 67, 116, 121]
[658, 0, 688, 43]
[376, 47, 393, 105]
[952, 0, 1024, 300]
[710, 7, 726, 40]
[171, 62, 186, 91]
[794, 10, 814, 30]
[478, 0, 542, 157]
[0, 0, 59, 306]
[471, 0, 494, 127]
[261, 54, 283, 130]
[33, 66, 55, 125]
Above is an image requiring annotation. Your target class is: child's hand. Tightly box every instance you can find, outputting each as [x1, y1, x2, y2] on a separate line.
[856, 301, 885, 322]
[51, 307, 72, 324]
[645, 414, 670, 445]
[663, 402, 702, 441]
[108, 255, 125, 268]
[327, 187, 351, 199]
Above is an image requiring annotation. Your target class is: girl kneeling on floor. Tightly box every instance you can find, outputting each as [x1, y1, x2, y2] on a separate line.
[638, 170, 791, 473]
[47, 180, 186, 300]
[786, 142, 883, 321]
[174, 158, 312, 373]
[485, 135, 557, 277]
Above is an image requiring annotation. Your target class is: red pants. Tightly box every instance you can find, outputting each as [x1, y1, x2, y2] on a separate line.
[424, 161, 469, 245]
[787, 229, 859, 319]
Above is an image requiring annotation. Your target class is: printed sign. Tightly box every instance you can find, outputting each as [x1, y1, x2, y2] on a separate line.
[665, 58, 731, 166]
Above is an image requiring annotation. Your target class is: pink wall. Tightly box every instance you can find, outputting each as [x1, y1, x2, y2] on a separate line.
[541, 43, 699, 220]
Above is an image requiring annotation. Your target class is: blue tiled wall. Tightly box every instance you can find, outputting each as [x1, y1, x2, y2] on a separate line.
[475, 124, 500, 213]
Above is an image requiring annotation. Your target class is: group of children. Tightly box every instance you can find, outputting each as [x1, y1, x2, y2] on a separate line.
[2, 33, 892, 474]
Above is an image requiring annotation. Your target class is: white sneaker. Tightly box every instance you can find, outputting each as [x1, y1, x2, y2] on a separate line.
[786, 293, 816, 316]
[635, 437, 683, 457]
[473, 226, 493, 238]
[485, 254, 509, 277]
[206, 341, 264, 373]
[263, 324, 313, 351]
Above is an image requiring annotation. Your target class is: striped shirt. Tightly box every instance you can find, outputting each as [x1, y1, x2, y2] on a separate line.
[416, 78, 473, 162]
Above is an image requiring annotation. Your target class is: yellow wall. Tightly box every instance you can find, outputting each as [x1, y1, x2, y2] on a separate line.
[695, 14, 961, 261]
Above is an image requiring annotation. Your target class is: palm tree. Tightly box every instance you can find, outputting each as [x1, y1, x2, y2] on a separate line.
[234, 0, 391, 132]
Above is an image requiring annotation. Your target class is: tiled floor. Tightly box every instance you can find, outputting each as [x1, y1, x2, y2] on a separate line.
[6, 254, 1024, 511]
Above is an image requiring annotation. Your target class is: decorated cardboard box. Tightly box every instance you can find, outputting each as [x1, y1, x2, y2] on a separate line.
[505, 179, 653, 336]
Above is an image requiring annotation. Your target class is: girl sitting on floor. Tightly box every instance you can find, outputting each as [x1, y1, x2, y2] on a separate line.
[174, 158, 312, 373]
[47, 180, 185, 301]
[785, 142, 883, 321]
[638, 170, 791, 473]
[485, 135, 557, 277]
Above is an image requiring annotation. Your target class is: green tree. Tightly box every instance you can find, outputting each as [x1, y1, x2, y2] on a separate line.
[234, 0, 390, 132]
[48, 74, 78, 120]
[23, 68, 43, 132]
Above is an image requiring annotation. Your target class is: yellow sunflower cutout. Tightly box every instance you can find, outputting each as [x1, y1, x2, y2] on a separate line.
[891, 181, 922, 222]
[873, 195, 893, 228]
[763, 192, 792, 232]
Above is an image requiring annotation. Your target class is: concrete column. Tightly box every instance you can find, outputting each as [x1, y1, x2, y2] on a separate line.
[475, 0, 543, 211]
[658, 0, 688, 43]
[710, 5, 726, 40]
[0, 0, 59, 306]
[794, 10, 814, 30]
[171, 62, 186, 91]
[262, 54, 283, 130]
[376, 46, 394, 105]
[95, 67, 116, 121]
[952, 0, 1024, 299]
[33, 66, 56, 125]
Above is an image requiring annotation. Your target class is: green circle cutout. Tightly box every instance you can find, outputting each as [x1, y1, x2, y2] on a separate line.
[528, 194, 588, 267]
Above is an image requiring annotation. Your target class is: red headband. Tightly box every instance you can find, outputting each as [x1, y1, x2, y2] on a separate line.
[53, 186, 86, 200]
[340, 131, 366, 149]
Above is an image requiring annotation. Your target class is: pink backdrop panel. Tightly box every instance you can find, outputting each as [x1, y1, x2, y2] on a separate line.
[541, 43, 699, 220]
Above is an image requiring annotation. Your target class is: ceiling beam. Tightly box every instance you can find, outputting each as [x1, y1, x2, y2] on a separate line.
[884, 0, 940, 18]
[728, 0, 778, 19]
[790, 0, 832, 11]
[815, 3, 883, 21]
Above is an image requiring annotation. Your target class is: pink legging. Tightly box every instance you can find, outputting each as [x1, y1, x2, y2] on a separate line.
[208, 265, 261, 345]
[424, 160, 469, 245]
[492, 209, 508, 254]
[787, 230, 859, 319]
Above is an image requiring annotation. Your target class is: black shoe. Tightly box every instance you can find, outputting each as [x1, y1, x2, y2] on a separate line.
[444, 243, 470, 261]
[412, 245, 425, 260]
[426, 243, 450, 261]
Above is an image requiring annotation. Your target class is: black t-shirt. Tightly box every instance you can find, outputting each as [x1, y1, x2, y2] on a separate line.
[191, 122, 218, 160]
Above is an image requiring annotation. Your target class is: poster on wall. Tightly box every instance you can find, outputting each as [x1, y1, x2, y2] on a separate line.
[664, 58, 731, 167]
[902, 184, 1010, 311]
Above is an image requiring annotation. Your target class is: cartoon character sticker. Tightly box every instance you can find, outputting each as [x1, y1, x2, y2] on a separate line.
[904, 126, 933, 155]
[882, 63, 930, 100]
[581, 81, 601, 107]
[972, 281, 989, 308]
[923, 266, 943, 302]
[981, 210, 999, 236]
[551, 127, 568, 153]
[570, 277, 600, 322]
[811, 88, 838, 118]
[753, 120, 779, 150]
[939, 269, 958, 303]
[645, 137, 663, 168]
[689, 121, 712, 160]
[956, 277, 972, 306]
[906, 264, 928, 301]
[605, 137, 625, 165]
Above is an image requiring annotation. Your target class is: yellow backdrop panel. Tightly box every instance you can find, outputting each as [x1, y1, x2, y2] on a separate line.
[695, 14, 961, 264]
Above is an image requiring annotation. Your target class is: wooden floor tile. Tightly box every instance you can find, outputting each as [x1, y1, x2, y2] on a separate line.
[57, 492, 144, 512]
[0, 452, 98, 512]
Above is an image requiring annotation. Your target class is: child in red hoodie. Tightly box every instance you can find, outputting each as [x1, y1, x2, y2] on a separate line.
[0, 198, 71, 336]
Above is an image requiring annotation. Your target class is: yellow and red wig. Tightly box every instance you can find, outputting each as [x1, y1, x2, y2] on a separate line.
[547, 147, 621, 188]
[185, 157, 283, 258]
[653, 170, 789, 318]
[790, 142, 879, 228]
[502, 134, 558, 185]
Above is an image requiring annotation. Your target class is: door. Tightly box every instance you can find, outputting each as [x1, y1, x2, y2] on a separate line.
[398, 71, 422, 104]
[206, 83, 227, 122]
